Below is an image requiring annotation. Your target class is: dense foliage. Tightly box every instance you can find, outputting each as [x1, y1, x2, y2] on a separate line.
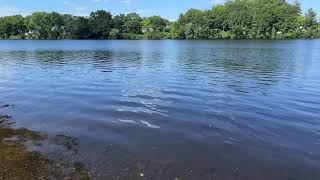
[0, 0, 319, 39]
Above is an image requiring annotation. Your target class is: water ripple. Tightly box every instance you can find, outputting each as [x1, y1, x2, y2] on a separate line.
[0, 40, 320, 179]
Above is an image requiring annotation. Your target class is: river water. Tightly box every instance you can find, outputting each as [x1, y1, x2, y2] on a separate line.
[0, 40, 319, 180]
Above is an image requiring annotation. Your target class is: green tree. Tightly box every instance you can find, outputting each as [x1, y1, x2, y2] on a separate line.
[89, 10, 113, 39]
[109, 28, 120, 39]
[67, 16, 90, 39]
[142, 16, 169, 39]
[169, 21, 185, 39]
[303, 8, 318, 38]
[0, 15, 26, 39]
[173, 9, 206, 39]
[0, 1, 318, 40]
[49, 12, 65, 39]
[113, 14, 126, 33]
[123, 13, 142, 34]
[304, 8, 318, 29]
[25, 12, 51, 39]
[223, 0, 253, 39]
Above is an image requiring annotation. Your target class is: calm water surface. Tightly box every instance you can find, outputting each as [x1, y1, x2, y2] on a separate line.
[0, 40, 320, 180]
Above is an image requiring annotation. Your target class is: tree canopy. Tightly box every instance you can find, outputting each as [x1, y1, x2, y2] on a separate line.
[0, 0, 319, 40]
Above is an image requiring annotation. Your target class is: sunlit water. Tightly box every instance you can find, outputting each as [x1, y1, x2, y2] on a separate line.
[0, 40, 320, 180]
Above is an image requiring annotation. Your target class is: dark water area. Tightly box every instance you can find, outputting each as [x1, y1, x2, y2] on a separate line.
[0, 40, 319, 180]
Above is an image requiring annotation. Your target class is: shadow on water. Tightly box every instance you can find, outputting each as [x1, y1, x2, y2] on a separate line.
[0, 111, 90, 180]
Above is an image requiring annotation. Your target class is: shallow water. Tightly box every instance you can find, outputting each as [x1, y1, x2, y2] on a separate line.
[0, 40, 320, 180]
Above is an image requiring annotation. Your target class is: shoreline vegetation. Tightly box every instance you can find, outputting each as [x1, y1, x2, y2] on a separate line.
[0, 0, 319, 40]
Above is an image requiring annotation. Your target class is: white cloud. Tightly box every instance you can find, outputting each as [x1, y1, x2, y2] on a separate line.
[210, 0, 225, 5]
[63, 1, 87, 11]
[91, 0, 109, 3]
[121, 0, 132, 5]
[136, 9, 156, 16]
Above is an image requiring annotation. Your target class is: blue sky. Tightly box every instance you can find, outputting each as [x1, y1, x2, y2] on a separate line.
[0, 0, 319, 20]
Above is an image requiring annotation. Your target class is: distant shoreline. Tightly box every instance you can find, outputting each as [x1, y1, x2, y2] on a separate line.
[1, 1, 319, 40]
[0, 38, 319, 41]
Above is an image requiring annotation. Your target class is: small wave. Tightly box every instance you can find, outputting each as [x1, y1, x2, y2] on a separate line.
[141, 120, 160, 129]
[118, 119, 137, 124]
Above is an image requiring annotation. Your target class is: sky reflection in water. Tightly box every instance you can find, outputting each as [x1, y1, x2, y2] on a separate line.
[0, 40, 320, 180]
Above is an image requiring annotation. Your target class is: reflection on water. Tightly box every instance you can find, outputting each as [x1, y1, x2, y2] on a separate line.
[0, 40, 320, 180]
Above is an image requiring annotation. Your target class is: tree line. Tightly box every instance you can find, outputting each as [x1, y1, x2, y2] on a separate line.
[0, 0, 319, 40]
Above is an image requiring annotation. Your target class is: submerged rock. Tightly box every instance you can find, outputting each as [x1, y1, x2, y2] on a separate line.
[0, 114, 91, 180]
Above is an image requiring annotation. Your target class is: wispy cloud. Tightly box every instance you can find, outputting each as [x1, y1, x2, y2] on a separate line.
[210, 0, 225, 5]
[136, 9, 156, 17]
[63, 1, 87, 11]
[91, 0, 109, 3]
[0, 6, 23, 17]
[121, 0, 132, 5]
[90, 0, 131, 5]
